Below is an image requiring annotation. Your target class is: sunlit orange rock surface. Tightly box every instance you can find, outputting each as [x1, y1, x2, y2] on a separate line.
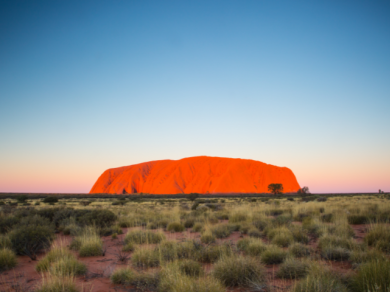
[89, 156, 300, 194]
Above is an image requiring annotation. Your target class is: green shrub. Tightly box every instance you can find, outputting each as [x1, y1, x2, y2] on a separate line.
[320, 213, 333, 223]
[318, 235, 359, 251]
[290, 226, 309, 244]
[36, 245, 74, 272]
[199, 244, 232, 263]
[167, 221, 185, 232]
[246, 239, 267, 257]
[74, 227, 104, 257]
[277, 258, 309, 279]
[261, 245, 287, 264]
[132, 270, 160, 291]
[348, 214, 368, 224]
[192, 222, 203, 232]
[16, 195, 28, 203]
[200, 230, 215, 244]
[289, 243, 311, 257]
[364, 224, 390, 250]
[351, 259, 390, 292]
[156, 240, 179, 262]
[350, 249, 385, 264]
[248, 228, 262, 238]
[111, 233, 118, 239]
[43, 197, 59, 203]
[132, 248, 160, 268]
[8, 218, 55, 260]
[321, 247, 350, 261]
[0, 248, 17, 271]
[0, 216, 20, 234]
[0, 235, 12, 249]
[124, 230, 165, 245]
[213, 255, 266, 287]
[293, 270, 348, 292]
[184, 218, 195, 228]
[159, 264, 224, 292]
[111, 267, 134, 284]
[122, 241, 135, 252]
[229, 211, 247, 223]
[178, 259, 204, 277]
[35, 276, 79, 292]
[272, 232, 294, 247]
[210, 224, 231, 238]
[77, 209, 117, 228]
[50, 257, 87, 276]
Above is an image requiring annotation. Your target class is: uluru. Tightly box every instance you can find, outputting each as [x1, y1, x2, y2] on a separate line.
[89, 156, 300, 194]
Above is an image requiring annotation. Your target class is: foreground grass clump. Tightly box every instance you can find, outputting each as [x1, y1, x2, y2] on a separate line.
[277, 258, 309, 279]
[70, 227, 104, 257]
[132, 248, 160, 268]
[36, 275, 79, 292]
[351, 259, 390, 292]
[36, 244, 86, 276]
[124, 230, 165, 245]
[364, 224, 390, 253]
[159, 262, 224, 292]
[178, 259, 204, 277]
[0, 248, 17, 271]
[111, 267, 134, 284]
[289, 243, 312, 257]
[293, 269, 348, 292]
[167, 222, 185, 233]
[261, 245, 287, 264]
[237, 238, 267, 257]
[213, 255, 266, 287]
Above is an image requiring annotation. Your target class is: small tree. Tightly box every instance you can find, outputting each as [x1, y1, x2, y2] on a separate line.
[16, 195, 28, 203]
[187, 193, 200, 202]
[268, 183, 284, 195]
[297, 186, 310, 196]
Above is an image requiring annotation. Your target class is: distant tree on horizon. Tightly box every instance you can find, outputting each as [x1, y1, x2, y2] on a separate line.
[268, 183, 284, 195]
[298, 186, 310, 196]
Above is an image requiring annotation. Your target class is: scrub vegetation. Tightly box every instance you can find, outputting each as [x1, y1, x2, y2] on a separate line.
[0, 193, 389, 291]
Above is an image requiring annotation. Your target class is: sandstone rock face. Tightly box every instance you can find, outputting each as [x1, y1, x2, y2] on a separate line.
[89, 156, 300, 194]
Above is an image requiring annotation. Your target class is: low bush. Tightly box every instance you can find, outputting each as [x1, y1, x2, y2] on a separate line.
[347, 214, 368, 224]
[0, 235, 12, 249]
[167, 221, 185, 232]
[290, 226, 309, 244]
[199, 243, 232, 263]
[184, 218, 195, 228]
[122, 241, 135, 252]
[43, 197, 59, 203]
[111, 267, 134, 285]
[210, 224, 231, 238]
[321, 246, 350, 261]
[178, 259, 204, 277]
[293, 270, 348, 292]
[350, 249, 385, 264]
[289, 243, 311, 257]
[192, 222, 203, 232]
[228, 211, 248, 223]
[50, 257, 87, 276]
[364, 224, 390, 250]
[132, 248, 160, 268]
[156, 240, 179, 262]
[248, 228, 262, 238]
[261, 245, 287, 264]
[36, 275, 79, 292]
[8, 216, 55, 260]
[124, 230, 165, 245]
[351, 259, 390, 292]
[272, 232, 294, 247]
[72, 227, 104, 257]
[320, 213, 333, 223]
[318, 235, 359, 251]
[200, 229, 215, 244]
[277, 258, 309, 279]
[159, 264, 224, 292]
[213, 255, 266, 287]
[77, 209, 117, 228]
[0, 248, 17, 271]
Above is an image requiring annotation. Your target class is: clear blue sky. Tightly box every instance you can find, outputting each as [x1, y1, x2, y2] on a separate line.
[1, 0, 389, 193]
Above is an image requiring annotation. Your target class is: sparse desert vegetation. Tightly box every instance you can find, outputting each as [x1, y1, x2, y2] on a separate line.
[0, 193, 389, 291]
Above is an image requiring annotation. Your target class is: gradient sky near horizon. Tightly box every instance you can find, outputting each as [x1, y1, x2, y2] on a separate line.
[1, 0, 389, 194]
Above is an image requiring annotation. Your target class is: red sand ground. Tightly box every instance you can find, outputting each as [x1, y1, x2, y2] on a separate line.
[90, 156, 300, 195]
[1, 223, 373, 292]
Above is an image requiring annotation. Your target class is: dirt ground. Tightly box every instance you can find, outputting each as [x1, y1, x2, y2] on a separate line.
[0, 224, 373, 292]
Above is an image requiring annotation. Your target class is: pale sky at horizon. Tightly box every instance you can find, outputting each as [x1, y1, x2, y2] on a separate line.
[1, 0, 389, 194]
